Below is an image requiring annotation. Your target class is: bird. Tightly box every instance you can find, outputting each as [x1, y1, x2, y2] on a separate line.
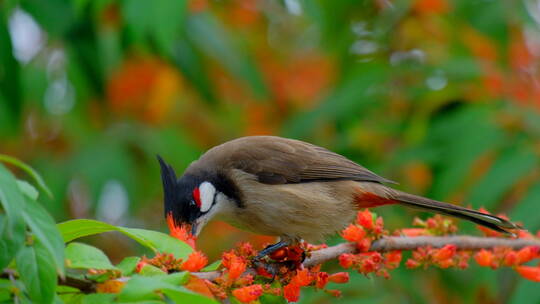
[158, 135, 520, 258]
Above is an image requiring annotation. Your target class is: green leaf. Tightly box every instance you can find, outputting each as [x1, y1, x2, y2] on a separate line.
[283, 63, 387, 138]
[0, 154, 53, 198]
[20, 0, 74, 38]
[138, 264, 167, 277]
[201, 260, 221, 272]
[122, 228, 193, 260]
[162, 288, 218, 304]
[57, 286, 83, 304]
[509, 277, 540, 304]
[0, 164, 26, 269]
[81, 293, 115, 304]
[171, 38, 216, 103]
[58, 219, 193, 260]
[58, 219, 125, 243]
[0, 278, 14, 302]
[122, 0, 187, 54]
[426, 107, 504, 199]
[22, 198, 65, 276]
[65, 242, 115, 270]
[116, 257, 141, 276]
[117, 272, 190, 302]
[186, 14, 268, 99]
[16, 241, 57, 304]
[17, 180, 38, 200]
[259, 294, 287, 304]
[0, 11, 21, 134]
[510, 182, 540, 231]
[468, 147, 537, 210]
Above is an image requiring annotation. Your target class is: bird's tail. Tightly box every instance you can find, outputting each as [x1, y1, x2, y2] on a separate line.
[393, 191, 520, 234]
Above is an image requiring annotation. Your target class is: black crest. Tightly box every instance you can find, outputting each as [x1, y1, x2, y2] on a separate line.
[157, 155, 200, 225]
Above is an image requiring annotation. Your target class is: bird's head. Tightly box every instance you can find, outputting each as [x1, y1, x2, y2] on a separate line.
[157, 155, 229, 239]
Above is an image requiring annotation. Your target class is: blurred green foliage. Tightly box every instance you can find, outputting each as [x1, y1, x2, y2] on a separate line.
[1, 0, 540, 302]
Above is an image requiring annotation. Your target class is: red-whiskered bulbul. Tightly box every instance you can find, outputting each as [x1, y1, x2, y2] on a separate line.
[158, 136, 519, 257]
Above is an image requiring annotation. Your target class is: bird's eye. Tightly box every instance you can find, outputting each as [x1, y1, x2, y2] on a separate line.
[190, 200, 196, 207]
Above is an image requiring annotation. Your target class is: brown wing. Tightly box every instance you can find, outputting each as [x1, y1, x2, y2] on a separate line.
[190, 136, 396, 185]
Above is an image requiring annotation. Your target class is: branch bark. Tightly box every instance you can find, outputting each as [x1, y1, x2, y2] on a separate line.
[191, 235, 540, 280]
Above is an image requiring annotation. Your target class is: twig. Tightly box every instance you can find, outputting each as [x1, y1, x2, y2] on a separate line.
[191, 235, 540, 280]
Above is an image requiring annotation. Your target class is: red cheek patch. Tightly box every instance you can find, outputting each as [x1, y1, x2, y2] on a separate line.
[192, 187, 201, 208]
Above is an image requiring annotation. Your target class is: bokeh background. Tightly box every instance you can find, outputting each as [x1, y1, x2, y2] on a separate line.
[1, 0, 540, 302]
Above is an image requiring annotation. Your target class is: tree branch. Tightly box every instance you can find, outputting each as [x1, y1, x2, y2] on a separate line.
[191, 235, 540, 281]
[5, 235, 536, 292]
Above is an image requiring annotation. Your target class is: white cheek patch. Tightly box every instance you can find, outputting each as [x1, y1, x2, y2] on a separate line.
[199, 182, 216, 213]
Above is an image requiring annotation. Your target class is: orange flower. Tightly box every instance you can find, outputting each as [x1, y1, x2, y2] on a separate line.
[167, 213, 197, 248]
[96, 280, 125, 293]
[374, 217, 385, 234]
[315, 272, 329, 289]
[516, 266, 540, 282]
[326, 289, 342, 298]
[232, 284, 263, 303]
[339, 254, 355, 268]
[181, 251, 208, 272]
[135, 260, 148, 273]
[384, 251, 402, 269]
[107, 56, 180, 123]
[405, 259, 420, 269]
[401, 228, 428, 237]
[222, 252, 247, 280]
[283, 283, 300, 302]
[433, 245, 457, 261]
[516, 246, 539, 265]
[341, 224, 366, 242]
[504, 251, 518, 266]
[291, 269, 312, 287]
[328, 272, 349, 284]
[475, 249, 495, 268]
[356, 238, 372, 252]
[437, 258, 454, 269]
[357, 210, 374, 230]
[256, 266, 273, 278]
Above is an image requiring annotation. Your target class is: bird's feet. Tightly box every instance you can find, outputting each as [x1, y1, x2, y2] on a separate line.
[252, 242, 306, 277]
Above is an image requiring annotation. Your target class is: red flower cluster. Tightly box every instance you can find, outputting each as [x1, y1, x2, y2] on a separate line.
[222, 250, 248, 281]
[205, 244, 259, 302]
[339, 251, 402, 279]
[341, 209, 385, 252]
[473, 246, 540, 281]
[399, 211, 540, 282]
[339, 210, 402, 278]
[203, 242, 350, 303]
[162, 208, 539, 303]
[166, 212, 197, 248]
[232, 284, 263, 303]
[406, 245, 470, 269]
[135, 253, 183, 273]
[281, 268, 349, 302]
[181, 251, 208, 272]
[134, 251, 208, 273]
